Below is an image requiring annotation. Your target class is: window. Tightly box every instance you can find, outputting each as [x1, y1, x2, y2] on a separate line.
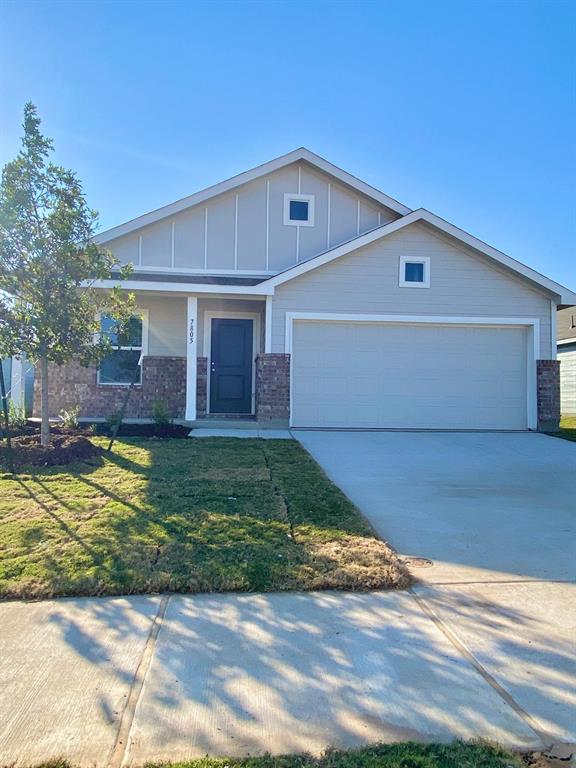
[98, 313, 147, 385]
[399, 256, 430, 288]
[283, 193, 315, 226]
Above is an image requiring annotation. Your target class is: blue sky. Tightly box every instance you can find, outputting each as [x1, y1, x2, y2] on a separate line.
[1, 0, 574, 286]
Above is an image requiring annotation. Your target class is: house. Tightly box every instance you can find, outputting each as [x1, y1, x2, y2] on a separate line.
[35, 148, 576, 432]
[557, 307, 576, 415]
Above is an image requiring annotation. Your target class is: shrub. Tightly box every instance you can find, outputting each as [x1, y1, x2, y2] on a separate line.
[8, 401, 27, 430]
[152, 400, 171, 427]
[59, 406, 81, 429]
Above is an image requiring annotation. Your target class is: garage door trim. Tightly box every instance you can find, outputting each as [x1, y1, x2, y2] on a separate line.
[285, 312, 540, 430]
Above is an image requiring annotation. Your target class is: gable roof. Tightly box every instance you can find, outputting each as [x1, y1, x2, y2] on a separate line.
[266, 208, 576, 306]
[95, 148, 412, 244]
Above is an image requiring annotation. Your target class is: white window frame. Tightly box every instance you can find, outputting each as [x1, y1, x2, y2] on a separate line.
[97, 309, 149, 386]
[399, 255, 430, 288]
[283, 193, 315, 227]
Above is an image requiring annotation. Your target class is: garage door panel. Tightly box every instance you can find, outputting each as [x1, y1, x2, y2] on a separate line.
[292, 322, 528, 429]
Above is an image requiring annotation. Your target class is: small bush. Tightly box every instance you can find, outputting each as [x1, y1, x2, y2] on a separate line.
[8, 401, 27, 430]
[152, 400, 172, 427]
[59, 406, 81, 429]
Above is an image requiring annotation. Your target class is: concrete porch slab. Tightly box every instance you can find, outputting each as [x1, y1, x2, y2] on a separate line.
[189, 428, 293, 439]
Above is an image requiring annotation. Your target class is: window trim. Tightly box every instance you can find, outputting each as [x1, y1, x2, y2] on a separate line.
[283, 193, 315, 227]
[97, 309, 149, 386]
[399, 256, 431, 288]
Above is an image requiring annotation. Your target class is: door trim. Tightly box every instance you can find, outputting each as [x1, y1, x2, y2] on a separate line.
[204, 310, 261, 415]
[284, 312, 540, 430]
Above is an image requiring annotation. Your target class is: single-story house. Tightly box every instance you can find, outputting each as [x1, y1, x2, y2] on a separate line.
[557, 307, 576, 415]
[35, 148, 576, 431]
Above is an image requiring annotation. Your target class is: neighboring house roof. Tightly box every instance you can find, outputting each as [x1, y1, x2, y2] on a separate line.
[265, 208, 576, 306]
[95, 147, 411, 244]
[557, 306, 576, 341]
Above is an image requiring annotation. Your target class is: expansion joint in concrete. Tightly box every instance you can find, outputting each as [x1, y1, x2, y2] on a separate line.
[409, 588, 553, 750]
[108, 594, 170, 768]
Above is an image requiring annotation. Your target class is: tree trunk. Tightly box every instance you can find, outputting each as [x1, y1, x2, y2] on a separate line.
[40, 356, 50, 447]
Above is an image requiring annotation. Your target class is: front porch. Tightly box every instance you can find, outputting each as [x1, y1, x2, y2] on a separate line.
[33, 294, 290, 426]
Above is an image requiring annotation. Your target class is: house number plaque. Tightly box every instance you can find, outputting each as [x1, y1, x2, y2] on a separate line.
[189, 319, 195, 344]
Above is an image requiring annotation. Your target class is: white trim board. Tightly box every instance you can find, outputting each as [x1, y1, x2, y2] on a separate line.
[94, 148, 410, 243]
[90, 280, 274, 296]
[96, 308, 149, 387]
[284, 312, 540, 431]
[203, 310, 262, 415]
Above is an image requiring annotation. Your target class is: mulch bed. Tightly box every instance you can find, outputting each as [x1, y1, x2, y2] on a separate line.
[1, 434, 102, 468]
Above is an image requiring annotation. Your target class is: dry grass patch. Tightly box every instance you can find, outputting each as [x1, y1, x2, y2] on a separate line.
[0, 437, 411, 599]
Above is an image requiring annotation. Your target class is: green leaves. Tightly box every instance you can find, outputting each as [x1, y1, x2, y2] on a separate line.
[0, 103, 135, 366]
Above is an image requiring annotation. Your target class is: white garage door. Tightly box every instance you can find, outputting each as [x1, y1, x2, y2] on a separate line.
[291, 321, 528, 429]
[558, 345, 576, 414]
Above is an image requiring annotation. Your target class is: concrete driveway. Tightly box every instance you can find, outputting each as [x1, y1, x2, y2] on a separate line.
[297, 431, 576, 751]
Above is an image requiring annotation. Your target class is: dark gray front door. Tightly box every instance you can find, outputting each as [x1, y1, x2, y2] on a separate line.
[210, 319, 253, 414]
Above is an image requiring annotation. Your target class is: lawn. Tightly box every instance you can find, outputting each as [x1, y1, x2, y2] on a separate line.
[0, 437, 410, 600]
[551, 415, 576, 442]
[26, 742, 527, 768]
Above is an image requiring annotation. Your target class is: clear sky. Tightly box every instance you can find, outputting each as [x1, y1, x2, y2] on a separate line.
[1, 0, 574, 287]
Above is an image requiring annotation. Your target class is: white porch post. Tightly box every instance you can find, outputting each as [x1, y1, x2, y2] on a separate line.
[265, 295, 273, 353]
[185, 296, 198, 421]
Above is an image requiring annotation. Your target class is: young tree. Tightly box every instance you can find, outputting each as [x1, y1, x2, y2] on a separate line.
[0, 103, 135, 446]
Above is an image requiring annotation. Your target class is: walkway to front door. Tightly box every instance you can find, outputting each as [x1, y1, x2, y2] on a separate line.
[209, 318, 253, 414]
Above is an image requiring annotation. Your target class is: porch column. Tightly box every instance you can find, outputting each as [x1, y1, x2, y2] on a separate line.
[185, 296, 198, 421]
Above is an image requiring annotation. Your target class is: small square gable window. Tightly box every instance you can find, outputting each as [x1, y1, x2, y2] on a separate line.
[399, 256, 430, 288]
[290, 199, 309, 221]
[284, 193, 315, 226]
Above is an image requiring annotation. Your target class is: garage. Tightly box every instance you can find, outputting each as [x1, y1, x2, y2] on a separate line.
[291, 320, 530, 430]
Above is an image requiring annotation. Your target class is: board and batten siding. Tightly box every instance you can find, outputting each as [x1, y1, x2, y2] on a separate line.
[271, 223, 553, 358]
[106, 162, 399, 274]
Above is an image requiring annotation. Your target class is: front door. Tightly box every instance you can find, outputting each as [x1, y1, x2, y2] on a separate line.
[210, 318, 253, 414]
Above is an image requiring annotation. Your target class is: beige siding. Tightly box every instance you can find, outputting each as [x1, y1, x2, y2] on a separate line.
[134, 294, 187, 357]
[105, 161, 399, 275]
[271, 222, 553, 358]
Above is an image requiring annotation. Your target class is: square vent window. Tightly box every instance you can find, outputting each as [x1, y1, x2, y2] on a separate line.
[284, 193, 315, 226]
[399, 256, 431, 288]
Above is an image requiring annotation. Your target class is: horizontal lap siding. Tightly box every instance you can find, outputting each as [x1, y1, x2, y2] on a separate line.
[558, 347, 576, 414]
[271, 223, 552, 357]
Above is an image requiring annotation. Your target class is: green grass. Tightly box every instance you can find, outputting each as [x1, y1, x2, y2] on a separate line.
[145, 741, 523, 767]
[24, 742, 524, 768]
[0, 437, 410, 600]
[551, 415, 576, 442]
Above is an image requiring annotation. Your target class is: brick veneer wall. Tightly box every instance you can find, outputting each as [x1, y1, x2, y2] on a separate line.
[33, 356, 186, 420]
[255, 353, 290, 421]
[197, 357, 207, 417]
[536, 359, 560, 432]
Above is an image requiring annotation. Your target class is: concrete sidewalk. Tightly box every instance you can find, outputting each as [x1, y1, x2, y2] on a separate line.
[0, 589, 561, 768]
